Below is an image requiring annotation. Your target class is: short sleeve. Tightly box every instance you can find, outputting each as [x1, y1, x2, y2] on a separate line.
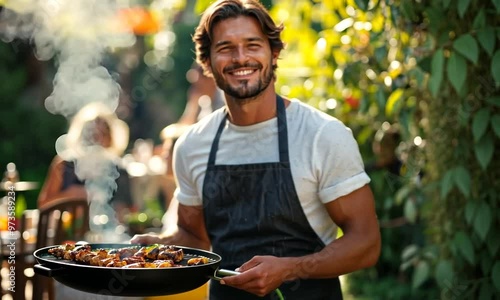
[172, 135, 202, 206]
[314, 121, 370, 203]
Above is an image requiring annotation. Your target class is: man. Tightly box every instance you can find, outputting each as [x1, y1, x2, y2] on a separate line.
[131, 0, 381, 299]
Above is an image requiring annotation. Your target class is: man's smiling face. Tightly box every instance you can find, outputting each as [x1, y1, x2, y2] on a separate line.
[209, 16, 277, 101]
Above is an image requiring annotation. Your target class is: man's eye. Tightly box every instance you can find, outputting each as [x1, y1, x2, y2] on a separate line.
[217, 46, 232, 52]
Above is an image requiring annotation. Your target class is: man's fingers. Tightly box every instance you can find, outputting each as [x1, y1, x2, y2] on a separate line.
[237, 256, 262, 272]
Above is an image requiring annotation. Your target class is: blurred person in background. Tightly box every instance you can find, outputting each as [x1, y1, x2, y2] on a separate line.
[37, 102, 140, 300]
[156, 123, 190, 234]
[177, 63, 225, 125]
[365, 123, 402, 176]
[155, 63, 225, 227]
[38, 102, 132, 221]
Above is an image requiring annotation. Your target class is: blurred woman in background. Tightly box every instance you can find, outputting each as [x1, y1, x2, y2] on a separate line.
[37, 102, 132, 219]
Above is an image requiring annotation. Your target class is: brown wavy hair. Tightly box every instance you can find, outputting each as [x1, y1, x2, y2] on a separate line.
[193, 0, 285, 77]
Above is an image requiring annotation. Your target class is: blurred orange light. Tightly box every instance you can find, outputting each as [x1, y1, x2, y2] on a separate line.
[117, 7, 161, 35]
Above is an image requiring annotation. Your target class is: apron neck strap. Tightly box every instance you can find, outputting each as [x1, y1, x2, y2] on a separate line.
[276, 94, 289, 163]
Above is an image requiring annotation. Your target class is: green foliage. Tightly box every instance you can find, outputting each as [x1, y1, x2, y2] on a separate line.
[266, 0, 499, 298]
[492, 50, 500, 85]
[453, 34, 479, 65]
[447, 51, 467, 94]
[0, 41, 67, 208]
[429, 49, 444, 97]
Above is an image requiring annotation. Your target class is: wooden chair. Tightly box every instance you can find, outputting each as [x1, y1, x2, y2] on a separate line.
[30, 197, 90, 300]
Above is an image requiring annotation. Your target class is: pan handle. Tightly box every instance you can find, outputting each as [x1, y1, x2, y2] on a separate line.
[34, 264, 68, 277]
[211, 268, 240, 281]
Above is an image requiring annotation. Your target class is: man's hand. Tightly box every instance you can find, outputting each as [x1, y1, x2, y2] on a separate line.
[220, 256, 293, 297]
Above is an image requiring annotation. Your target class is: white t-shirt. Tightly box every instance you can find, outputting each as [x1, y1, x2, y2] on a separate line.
[173, 98, 370, 245]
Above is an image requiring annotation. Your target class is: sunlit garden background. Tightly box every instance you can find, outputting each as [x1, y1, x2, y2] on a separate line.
[1, 0, 499, 299]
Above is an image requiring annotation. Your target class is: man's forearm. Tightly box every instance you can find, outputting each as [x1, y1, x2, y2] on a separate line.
[286, 231, 380, 281]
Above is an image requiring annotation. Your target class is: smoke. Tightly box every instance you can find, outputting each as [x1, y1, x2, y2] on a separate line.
[76, 151, 122, 233]
[1, 0, 136, 116]
[1, 0, 137, 238]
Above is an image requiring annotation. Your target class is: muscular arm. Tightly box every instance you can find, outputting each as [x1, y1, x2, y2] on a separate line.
[223, 184, 381, 296]
[290, 184, 381, 278]
[165, 203, 211, 250]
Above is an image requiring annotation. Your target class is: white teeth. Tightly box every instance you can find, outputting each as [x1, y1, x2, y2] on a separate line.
[233, 70, 253, 76]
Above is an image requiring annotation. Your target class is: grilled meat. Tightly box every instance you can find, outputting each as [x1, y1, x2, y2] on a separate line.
[157, 245, 184, 262]
[187, 257, 209, 266]
[46, 244, 208, 268]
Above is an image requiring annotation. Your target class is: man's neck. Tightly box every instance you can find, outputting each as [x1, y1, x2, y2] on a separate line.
[224, 88, 281, 126]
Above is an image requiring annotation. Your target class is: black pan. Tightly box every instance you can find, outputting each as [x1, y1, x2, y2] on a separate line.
[33, 243, 239, 297]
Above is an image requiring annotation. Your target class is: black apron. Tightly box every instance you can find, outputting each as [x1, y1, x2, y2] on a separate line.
[202, 95, 342, 300]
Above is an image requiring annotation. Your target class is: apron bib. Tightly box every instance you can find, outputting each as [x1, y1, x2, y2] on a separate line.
[202, 95, 342, 300]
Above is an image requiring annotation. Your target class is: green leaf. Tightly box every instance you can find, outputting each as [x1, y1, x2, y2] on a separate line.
[464, 200, 477, 225]
[477, 27, 496, 57]
[354, 0, 369, 10]
[385, 88, 404, 116]
[492, 50, 500, 86]
[492, 262, 500, 291]
[486, 96, 500, 107]
[404, 200, 417, 223]
[454, 166, 471, 197]
[442, 0, 452, 9]
[472, 108, 491, 142]
[426, 7, 445, 35]
[472, 9, 486, 29]
[481, 252, 493, 278]
[447, 52, 467, 94]
[457, 0, 471, 18]
[429, 49, 444, 97]
[374, 46, 387, 63]
[458, 105, 471, 126]
[395, 185, 411, 205]
[487, 231, 500, 257]
[417, 56, 431, 73]
[435, 260, 453, 288]
[491, 114, 500, 138]
[359, 96, 370, 114]
[401, 0, 416, 20]
[474, 133, 494, 170]
[401, 244, 419, 261]
[441, 169, 454, 199]
[479, 281, 494, 300]
[376, 86, 386, 109]
[454, 231, 475, 265]
[412, 260, 430, 289]
[453, 34, 479, 64]
[473, 201, 492, 241]
[493, 0, 500, 14]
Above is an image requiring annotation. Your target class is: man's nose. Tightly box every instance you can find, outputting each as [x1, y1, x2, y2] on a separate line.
[232, 46, 247, 63]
